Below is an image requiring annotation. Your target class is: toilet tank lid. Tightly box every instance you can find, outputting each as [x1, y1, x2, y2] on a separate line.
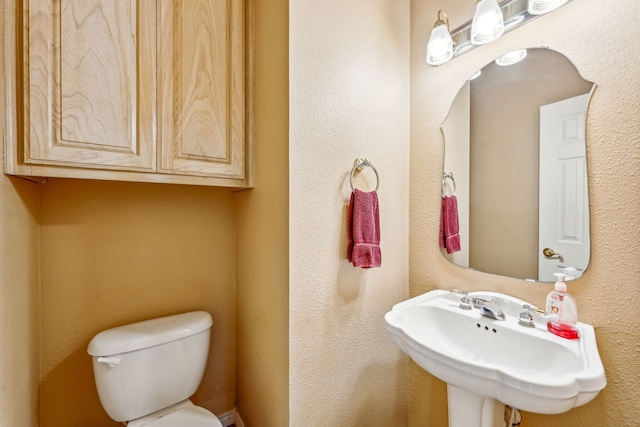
[87, 311, 213, 356]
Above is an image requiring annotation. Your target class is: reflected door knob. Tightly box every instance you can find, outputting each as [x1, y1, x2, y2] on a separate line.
[542, 248, 564, 262]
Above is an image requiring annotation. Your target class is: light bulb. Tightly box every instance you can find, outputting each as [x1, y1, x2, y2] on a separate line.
[427, 25, 453, 66]
[469, 70, 482, 80]
[528, 0, 569, 15]
[495, 49, 527, 66]
[426, 11, 453, 66]
[471, 0, 504, 45]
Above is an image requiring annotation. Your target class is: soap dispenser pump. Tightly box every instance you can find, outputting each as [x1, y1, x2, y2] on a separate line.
[563, 266, 578, 280]
[546, 272, 579, 339]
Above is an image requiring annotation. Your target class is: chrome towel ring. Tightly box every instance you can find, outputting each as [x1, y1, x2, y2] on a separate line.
[442, 172, 456, 198]
[350, 158, 379, 192]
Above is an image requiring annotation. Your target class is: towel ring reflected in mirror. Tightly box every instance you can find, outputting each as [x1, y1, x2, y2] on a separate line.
[442, 172, 456, 198]
[350, 158, 380, 192]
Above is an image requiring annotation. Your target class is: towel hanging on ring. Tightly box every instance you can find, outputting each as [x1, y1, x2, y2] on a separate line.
[440, 172, 461, 254]
[347, 159, 381, 268]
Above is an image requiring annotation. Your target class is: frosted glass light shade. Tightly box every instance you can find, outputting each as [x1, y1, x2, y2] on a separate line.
[528, 0, 569, 15]
[471, 0, 504, 45]
[495, 49, 528, 66]
[426, 24, 454, 66]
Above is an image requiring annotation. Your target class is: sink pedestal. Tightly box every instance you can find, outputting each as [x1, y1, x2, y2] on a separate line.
[448, 384, 504, 427]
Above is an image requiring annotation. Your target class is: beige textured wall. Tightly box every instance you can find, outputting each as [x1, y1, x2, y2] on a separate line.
[411, 0, 640, 426]
[38, 180, 237, 427]
[0, 1, 40, 422]
[235, 0, 290, 425]
[289, 0, 410, 425]
[441, 81, 470, 268]
[0, 176, 40, 426]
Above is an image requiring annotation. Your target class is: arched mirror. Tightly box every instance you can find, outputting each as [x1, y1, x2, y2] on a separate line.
[440, 48, 594, 282]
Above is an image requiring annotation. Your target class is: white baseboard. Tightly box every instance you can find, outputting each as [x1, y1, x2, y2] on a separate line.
[235, 410, 245, 427]
[217, 408, 245, 427]
[217, 409, 236, 427]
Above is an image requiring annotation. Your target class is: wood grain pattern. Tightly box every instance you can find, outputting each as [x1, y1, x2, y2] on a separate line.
[5, 0, 252, 186]
[179, 0, 227, 158]
[159, 0, 245, 178]
[60, 0, 132, 148]
[27, 0, 156, 170]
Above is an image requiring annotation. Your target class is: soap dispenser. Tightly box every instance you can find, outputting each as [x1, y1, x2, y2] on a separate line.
[563, 266, 578, 281]
[546, 272, 579, 339]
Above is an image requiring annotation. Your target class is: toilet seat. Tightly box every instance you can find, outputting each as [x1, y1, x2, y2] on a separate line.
[126, 400, 223, 427]
[145, 405, 222, 427]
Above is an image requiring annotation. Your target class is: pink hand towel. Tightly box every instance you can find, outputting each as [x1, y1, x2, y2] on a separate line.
[441, 195, 461, 254]
[439, 197, 446, 249]
[347, 189, 382, 268]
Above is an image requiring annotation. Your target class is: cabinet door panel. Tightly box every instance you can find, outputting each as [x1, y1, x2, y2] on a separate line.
[27, 0, 155, 170]
[159, 0, 245, 178]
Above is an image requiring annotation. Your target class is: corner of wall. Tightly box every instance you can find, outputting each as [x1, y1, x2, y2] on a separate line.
[234, 0, 290, 425]
[0, 0, 41, 423]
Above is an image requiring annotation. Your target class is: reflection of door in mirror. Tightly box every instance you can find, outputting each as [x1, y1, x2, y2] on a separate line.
[538, 94, 590, 282]
[440, 48, 594, 282]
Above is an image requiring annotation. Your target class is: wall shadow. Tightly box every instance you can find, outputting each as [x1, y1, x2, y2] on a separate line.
[39, 346, 117, 427]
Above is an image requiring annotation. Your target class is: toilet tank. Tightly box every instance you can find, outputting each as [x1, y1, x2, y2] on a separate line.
[87, 311, 213, 422]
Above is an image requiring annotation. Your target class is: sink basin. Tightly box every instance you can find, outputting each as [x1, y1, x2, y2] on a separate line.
[385, 289, 606, 423]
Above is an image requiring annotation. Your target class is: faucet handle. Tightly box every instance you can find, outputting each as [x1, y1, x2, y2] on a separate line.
[459, 291, 473, 310]
[518, 304, 535, 328]
[528, 305, 547, 316]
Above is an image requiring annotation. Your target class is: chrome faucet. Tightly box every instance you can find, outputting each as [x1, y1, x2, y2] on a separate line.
[472, 298, 506, 321]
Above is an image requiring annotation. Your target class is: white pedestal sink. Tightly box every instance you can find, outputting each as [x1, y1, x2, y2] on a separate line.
[384, 290, 606, 427]
[448, 384, 505, 427]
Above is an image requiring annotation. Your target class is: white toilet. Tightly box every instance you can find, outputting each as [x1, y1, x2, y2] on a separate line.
[87, 311, 223, 426]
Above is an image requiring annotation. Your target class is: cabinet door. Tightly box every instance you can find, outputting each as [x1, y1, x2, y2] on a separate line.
[158, 0, 245, 178]
[27, 0, 156, 170]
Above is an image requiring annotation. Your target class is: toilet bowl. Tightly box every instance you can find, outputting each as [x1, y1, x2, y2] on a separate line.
[88, 311, 222, 426]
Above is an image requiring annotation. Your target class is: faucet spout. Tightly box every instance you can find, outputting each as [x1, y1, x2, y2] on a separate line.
[473, 298, 506, 321]
[480, 304, 506, 320]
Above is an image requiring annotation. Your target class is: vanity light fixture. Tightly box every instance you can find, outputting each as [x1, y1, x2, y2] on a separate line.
[528, 0, 569, 15]
[426, 10, 454, 66]
[426, 0, 573, 67]
[495, 48, 527, 66]
[471, 0, 505, 45]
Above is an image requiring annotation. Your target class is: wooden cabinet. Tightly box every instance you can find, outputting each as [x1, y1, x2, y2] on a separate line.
[3, 0, 252, 187]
